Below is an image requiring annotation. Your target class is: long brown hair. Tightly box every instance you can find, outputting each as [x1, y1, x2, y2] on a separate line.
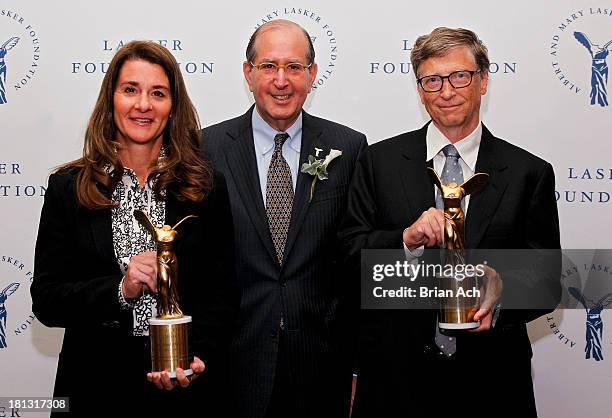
[59, 40, 212, 209]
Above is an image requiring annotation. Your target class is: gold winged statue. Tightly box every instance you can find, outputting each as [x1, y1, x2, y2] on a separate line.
[427, 168, 488, 265]
[134, 210, 197, 319]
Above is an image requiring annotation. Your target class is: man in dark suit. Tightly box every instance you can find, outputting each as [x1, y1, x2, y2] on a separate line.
[202, 19, 367, 418]
[340, 27, 560, 417]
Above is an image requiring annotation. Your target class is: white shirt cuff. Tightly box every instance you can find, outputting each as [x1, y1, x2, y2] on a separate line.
[118, 276, 136, 310]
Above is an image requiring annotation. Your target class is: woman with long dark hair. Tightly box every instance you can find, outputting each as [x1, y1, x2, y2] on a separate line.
[31, 40, 237, 415]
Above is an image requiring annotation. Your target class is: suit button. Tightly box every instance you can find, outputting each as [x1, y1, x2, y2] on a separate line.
[270, 329, 278, 338]
[280, 280, 287, 287]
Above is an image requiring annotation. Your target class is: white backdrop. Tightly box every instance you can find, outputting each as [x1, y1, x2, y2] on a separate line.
[1, 1, 610, 416]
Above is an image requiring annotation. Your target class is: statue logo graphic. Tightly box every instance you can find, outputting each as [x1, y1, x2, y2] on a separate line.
[0, 10, 41, 102]
[0, 37, 20, 105]
[574, 32, 612, 107]
[546, 250, 612, 362]
[549, 8, 612, 109]
[568, 287, 612, 361]
[0, 282, 20, 348]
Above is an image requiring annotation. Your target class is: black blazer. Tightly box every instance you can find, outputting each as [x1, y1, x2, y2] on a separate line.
[340, 124, 561, 417]
[202, 107, 367, 418]
[31, 168, 238, 416]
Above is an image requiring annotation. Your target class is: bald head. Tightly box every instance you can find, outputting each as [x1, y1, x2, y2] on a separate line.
[246, 19, 315, 65]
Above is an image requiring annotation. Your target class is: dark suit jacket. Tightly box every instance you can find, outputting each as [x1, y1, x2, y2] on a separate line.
[202, 107, 367, 418]
[31, 168, 238, 416]
[339, 123, 561, 417]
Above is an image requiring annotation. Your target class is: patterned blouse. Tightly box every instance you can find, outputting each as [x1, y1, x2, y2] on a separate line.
[112, 161, 166, 337]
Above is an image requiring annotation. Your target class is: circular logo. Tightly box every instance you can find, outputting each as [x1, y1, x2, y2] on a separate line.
[0, 253, 34, 350]
[549, 7, 612, 108]
[254, 7, 339, 89]
[0, 9, 41, 105]
[547, 253, 612, 362]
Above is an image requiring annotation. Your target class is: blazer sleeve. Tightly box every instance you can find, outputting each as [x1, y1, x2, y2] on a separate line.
[498, 161, 562, 325]
[31, 172, 124, 328]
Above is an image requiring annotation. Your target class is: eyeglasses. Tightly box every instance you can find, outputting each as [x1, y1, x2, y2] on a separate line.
[417, 70, 482, 93]
[249, 61, 313, 77]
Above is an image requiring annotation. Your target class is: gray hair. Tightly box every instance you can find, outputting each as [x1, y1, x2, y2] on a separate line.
[246, 19, 315, 65]
[411, 27, 490, 77]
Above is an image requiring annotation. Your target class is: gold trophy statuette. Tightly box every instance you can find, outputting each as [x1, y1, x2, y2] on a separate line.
[427, 168, 488, 329]
[134, 209, 197, 378]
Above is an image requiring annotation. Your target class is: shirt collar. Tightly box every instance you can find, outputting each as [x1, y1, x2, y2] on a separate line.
[425, 122, 482, 172]
[252, 107, 302, 156]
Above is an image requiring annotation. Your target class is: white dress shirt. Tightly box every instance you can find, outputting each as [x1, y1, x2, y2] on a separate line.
[252, 107, 302, 206]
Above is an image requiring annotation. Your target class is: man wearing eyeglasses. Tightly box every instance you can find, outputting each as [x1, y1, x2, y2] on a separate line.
[202, 19, 367, 418]
[340, 27, 560, 417]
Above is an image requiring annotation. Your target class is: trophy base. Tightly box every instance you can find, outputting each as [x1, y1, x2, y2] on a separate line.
[439, 321, 480, 330]
[166, 368, 193, 379]
[149, 315, 193, 377]
[437, 270, 480, 331]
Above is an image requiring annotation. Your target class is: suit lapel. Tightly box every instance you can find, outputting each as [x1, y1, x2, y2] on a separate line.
[465, 125, 509, 247]
[400, 125, 436, 222]
[282, 111, 323, 265]
[225, 108, 278, 263]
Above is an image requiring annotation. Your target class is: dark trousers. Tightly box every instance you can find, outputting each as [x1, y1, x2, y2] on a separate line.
[265, 331, 351, 418]
[265, 331, 295, 418]
[353, 348, 537, 418]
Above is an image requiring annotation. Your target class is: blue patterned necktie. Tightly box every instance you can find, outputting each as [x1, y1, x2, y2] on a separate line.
[435, 144, 464, 210]
[434, 144, 463, 356]
[266, 133, 293, 265]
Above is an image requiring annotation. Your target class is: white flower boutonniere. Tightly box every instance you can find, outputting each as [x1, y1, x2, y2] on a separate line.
[300, 149, 343, 202]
